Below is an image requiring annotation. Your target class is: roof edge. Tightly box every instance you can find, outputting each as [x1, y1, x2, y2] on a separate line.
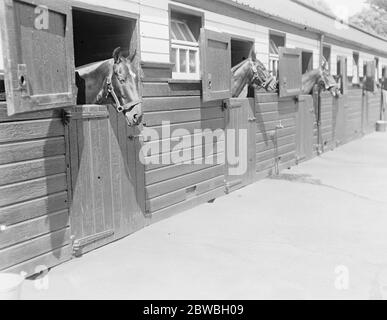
[214, 0, 387, 57]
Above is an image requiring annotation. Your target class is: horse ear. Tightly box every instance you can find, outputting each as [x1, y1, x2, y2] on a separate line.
[249, 49, 257, 61]
[113, 47, 122, 64]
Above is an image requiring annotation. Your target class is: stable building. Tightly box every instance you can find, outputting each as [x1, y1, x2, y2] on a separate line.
[0, 0, 386, 276]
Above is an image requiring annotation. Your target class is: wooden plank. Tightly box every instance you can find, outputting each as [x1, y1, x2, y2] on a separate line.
[0, 192, 68, 227]
[68, 118, 83, 242]
[141, 61, 173, 81]
[0, 137, 65, 165]
[146, 164, 224, 200]
[144, 141, 225, 171]
[143, 96, 201, 112]
[0, 174, 67, 208]
[257, 144, 296, 163]
[4, 245, 71, 277]
[0, 119, 64, 143]
[255, 102, 279, 113]
[256, 134, 296, 151]
[255, 93, 279, 103]
[99, 117, 114, 236]
[256, 118, 296, 130]
[0, 210, 69, 250]
[256, 152, 295, 173]
[0, 227, 70, 271]
[256, 127, 295, 143]
[108, 108, 123, 238]
[79, 119, 95, 242]
[144, 131, 225, 157]
[89, 119, 105, 235]
[149, 187, 225, 224]
[145, 156, 224, 185]
[143, 82, 201, 97]
[0, 105, 62, 122]
[0, 156, 66, 186]
[143, 107, 224, 127]
[146, 176, 224, 213]
[143, 118, 225, 140]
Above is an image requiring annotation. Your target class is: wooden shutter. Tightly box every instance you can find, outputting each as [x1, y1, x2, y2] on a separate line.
[0, 0, 76, 115]
[364, 61, 376, 92]
[200, 28, 231, 102]
[279, 47, 302, 98]
[338, 56, 348, 95]
[382, 66, 387, 91]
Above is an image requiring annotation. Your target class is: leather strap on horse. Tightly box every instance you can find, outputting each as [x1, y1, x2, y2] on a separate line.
[106, 77, 142, 114]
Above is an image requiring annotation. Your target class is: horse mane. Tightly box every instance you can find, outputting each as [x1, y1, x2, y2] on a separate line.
[231, 59, 252, 98]
[231, 59, 249, 74]
[302, 69, 322, 94]
[76, 59, 113, 77]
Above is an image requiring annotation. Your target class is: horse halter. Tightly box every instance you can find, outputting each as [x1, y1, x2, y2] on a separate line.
[251, 63, 276, 90]
[106, 75, 142, 114]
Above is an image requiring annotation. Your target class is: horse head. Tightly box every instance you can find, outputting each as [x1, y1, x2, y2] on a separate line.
[321, 70, 341, 97]
[249, 50, 278, 92]
[231, 50, 278, 97]
[109, 47, 142, 126]
[302, 68, 340, 97]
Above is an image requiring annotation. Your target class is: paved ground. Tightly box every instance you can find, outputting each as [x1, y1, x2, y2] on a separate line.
[22, 133, 387, 300]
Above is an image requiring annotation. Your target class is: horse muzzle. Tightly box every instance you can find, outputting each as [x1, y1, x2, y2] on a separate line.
[124, 102, 143, 127]
[266, 79, 278, 92]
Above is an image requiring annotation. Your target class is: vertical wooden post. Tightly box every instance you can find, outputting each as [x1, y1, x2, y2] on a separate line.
[319, 34, 324, 68]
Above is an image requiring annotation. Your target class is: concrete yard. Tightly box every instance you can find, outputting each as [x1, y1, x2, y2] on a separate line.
[22, 133, 387, 300]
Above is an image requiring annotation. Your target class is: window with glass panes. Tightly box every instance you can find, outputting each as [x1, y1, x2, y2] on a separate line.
[269, 33, 285, 80]
[171, 19, 200, 80]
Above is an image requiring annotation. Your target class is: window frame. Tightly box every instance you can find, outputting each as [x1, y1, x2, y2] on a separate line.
[375, 57, 380, 83]
[352, 52, 360, 86]
[169, 4, 204, 81]
[322, 45, 331, 72]
[269, 31, 286, 80]
[170, 19, 200, 80]
[301, 49, 314, 74]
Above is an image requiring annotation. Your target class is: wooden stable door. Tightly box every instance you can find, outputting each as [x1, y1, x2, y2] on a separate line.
[332, 96, 346, 147]
[225, 98, 256, 193]
[296, 95, 314, 163]
[66, 106, 144, 256]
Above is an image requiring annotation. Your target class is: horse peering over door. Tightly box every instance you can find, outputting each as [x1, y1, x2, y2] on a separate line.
[66, 7, 144, 256]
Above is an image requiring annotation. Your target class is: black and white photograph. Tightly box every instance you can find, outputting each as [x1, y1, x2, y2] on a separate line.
[0, 0, 387, 304]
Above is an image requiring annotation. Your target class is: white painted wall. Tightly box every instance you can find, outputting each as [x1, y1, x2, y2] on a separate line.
[330, 45, 353, 76]
[140, 0, 170, 62]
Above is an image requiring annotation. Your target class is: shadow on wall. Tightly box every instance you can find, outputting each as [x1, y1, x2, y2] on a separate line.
[0, 74, 5, 101]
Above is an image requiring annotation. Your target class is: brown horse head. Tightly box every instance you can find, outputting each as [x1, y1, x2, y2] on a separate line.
[249, 50, 278, 92]
[302, 68, 340, 97]
[111, 47, 142, 126]
[231, 50, 277, 97]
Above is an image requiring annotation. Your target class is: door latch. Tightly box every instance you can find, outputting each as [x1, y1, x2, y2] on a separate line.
[17, 64, 28, 96]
